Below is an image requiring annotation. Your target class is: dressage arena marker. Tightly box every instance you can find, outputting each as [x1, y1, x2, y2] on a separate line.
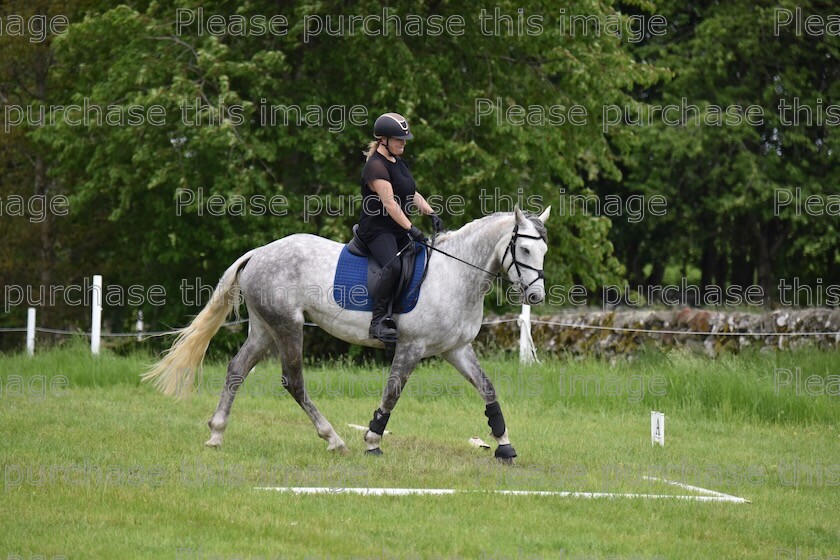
[651, 410, 665, 446]
[255, 476, 750, 504]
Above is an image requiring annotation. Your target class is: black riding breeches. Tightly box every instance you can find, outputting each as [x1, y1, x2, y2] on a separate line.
[365, 232, 406, 295]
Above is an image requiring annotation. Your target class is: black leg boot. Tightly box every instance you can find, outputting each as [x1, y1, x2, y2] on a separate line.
[369, 290, 398, 342]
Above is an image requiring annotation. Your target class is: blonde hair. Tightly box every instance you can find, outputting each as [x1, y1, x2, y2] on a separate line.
[364, 139, 382, 161]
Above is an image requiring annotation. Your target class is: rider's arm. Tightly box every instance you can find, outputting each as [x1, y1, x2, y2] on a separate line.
[412, 192, 434, 216]
[369, 179, 413, 230]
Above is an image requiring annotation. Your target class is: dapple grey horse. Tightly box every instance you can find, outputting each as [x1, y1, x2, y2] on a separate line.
[143, 206, 550, 461]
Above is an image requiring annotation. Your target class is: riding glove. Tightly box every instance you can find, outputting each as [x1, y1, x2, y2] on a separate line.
[407, 225, 427, 244]
[430, 213, 445, 233]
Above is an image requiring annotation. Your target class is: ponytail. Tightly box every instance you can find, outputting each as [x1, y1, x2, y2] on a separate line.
[364, 139, 382, 161]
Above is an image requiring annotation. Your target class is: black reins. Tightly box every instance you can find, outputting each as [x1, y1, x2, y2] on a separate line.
[419, 222, 545, 288]
[373, 221, 546, 290]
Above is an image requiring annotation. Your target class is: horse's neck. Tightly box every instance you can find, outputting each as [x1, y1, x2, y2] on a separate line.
[440, 214, 513, 277]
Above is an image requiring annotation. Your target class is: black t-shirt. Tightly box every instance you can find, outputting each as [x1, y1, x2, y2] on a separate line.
[358, 151, 417, 240]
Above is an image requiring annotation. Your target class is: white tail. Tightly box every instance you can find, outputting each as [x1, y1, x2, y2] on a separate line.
[141, 250, 255, 398]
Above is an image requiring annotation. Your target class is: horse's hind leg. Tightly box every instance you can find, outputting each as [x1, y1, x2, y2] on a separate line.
[274, 319, 347, 453]
[206, 318, 273, 447]
[363, 344, 423, 454]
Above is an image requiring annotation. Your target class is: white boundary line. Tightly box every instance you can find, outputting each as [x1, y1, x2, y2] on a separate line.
[642, 476, 750, 502]
[254, 486, 749, 503]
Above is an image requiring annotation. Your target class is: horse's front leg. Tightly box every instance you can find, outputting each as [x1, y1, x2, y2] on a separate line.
[364, 343, 423, 454]
[442, 344, 517, 463]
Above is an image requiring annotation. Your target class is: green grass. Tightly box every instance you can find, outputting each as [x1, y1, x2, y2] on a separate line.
[1, 343, 839, 559]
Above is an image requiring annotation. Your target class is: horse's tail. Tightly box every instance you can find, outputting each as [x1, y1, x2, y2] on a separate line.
[141, 249, 256, 398]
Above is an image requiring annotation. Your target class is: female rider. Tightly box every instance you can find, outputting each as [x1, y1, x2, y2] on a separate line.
[358, 112, 443, 342]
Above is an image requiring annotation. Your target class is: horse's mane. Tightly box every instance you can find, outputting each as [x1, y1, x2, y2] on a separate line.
[435, 211, 547, 245]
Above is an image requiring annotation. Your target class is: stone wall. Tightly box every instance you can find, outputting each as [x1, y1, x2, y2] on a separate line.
[476, 308, 840, 357]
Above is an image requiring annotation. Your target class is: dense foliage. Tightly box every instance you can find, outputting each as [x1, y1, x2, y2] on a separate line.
[1, 1, 837, 347]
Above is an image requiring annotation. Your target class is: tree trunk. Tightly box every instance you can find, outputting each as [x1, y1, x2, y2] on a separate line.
[752, 219, 788, 307]
[700, 233, 717, 306]
[32, 38, 56, 325]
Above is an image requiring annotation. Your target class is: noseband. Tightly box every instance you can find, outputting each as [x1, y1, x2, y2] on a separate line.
[502, 223, 545, 289]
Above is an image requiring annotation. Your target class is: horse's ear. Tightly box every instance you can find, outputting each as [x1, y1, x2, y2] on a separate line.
[538, 206, 551, 224]
[514, 204, 527, 225]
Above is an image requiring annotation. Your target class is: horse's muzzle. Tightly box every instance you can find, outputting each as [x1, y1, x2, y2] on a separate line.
[525, 288, 545, 305]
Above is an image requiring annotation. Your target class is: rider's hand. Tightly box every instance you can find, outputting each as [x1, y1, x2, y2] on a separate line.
[429, 213, 445, 233]
[407, 225, 428, 244]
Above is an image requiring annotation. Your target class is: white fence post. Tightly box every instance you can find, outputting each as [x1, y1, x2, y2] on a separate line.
[26, 307, 36, 356]
[91, 275, 102, 355]
[136, 310, 144, 342]
[519, 303, 538, 364]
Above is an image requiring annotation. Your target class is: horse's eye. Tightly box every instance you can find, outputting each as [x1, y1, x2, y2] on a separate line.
[523, 248, 531, 255]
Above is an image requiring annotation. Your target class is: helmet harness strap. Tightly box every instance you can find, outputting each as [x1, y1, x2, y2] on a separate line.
[380, 137, 397, 159]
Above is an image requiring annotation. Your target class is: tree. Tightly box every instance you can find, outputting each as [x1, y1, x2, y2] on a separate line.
[605, 0, 839, 305]
[0, 0, 110, 334]
[17, 0, 661, 338]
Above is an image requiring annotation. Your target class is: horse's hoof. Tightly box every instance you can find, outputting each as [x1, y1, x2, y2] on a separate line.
[365, 447, 383, 456]
[329, 443, 349, 455]
[204, 440, 222, 448]
[494, 444, 517, 463]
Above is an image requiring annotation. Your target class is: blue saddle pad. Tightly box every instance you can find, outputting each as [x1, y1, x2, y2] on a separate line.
[332, 244, 426, 313]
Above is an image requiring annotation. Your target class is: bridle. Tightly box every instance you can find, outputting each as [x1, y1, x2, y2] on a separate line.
[418, 221, 546, 290]
[500, 222, 546, 289]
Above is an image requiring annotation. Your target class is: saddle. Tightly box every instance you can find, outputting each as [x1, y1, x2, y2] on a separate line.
[332, 225, 426, 314]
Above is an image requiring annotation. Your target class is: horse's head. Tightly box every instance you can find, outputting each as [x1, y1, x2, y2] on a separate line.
[502, 205, 550, 305]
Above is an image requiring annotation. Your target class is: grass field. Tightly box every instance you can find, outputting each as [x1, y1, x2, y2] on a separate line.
[1, 342, 839, 559]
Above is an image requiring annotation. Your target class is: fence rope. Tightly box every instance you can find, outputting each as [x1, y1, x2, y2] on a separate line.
[2, 317, 839, 338]
[1, 319, 248, 338]
[528, 319, 840, 338]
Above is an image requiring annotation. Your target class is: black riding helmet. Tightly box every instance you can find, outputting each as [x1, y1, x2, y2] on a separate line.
[373, 113, 413, 140]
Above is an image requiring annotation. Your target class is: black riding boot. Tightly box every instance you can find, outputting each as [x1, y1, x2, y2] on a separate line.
[369, 269, 399, 343]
